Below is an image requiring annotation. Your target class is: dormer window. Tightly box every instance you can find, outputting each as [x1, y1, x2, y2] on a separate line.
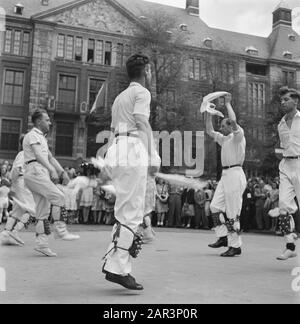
[14, 3, 24, 15]
[203, 37, 212, 48]
[166, 30, 173, 39]
[179, 24, 188, 31]
[288, 34, 296, 41]
[283, 51, 292, 59]
[245, 46, 258, 56]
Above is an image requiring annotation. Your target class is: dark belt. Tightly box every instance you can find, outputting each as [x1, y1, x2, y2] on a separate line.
[25, 159, 37, 165]
[115, 132, 139, 138]
[284, 156, 300, 160]
[222, 164, 242, 170]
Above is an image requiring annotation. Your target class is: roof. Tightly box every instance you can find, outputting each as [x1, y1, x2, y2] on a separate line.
[0, 0, 299, 61]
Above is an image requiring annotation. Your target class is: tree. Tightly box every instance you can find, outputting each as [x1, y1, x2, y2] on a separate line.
[133, 10, 190, 131]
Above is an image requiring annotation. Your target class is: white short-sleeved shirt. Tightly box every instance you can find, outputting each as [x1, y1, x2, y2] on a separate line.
[111, 82, 151, 134]
[212, 126, 246, 167]
[278, 111, 300, 157]
[23, 128, 49, 163]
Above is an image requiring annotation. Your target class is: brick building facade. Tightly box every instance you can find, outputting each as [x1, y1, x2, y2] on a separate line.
[0, 0, 300, 176]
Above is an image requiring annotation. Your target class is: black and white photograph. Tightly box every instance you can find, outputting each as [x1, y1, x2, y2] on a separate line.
[0, 0, 299, 307]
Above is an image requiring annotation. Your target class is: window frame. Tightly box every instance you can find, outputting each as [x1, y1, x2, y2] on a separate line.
[87, 77, 105, 110]
[2, 68, 25, 106]
[0, 117, 22, 153]
[56, 73, 78, 113]
[55, 121, 75, 157]
[3, 28, 31, 57]
[248, 81, 266, 118]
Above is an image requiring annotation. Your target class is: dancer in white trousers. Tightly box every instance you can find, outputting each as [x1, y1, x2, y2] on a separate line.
[1, 134, 36, 246]
[205, 94, 247, 257]
[102, 53, 160, 290]
[276, 87, 300, 261]
[23, 109, 79, 257]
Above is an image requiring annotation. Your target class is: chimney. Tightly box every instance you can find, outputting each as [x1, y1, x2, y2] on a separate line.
[272, 1, 292, 29]
[186, 0, 199, 17]
[41, 0, 49, 5]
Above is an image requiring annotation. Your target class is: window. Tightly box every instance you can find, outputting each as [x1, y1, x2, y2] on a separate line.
[57, 74, 77, 112]
[104, 42, 112, 66]
[55, 122, 74, 157]
[22, 32, 30, 56]
[95, 40, 103, 64]
[248, 82, 265, 118]
[0, 119, 21, 151]
[4, 29, 30, 56]
[75, 37, 83, 61]
[13, 30, 21, 55]
[89, 78, 104, 108]
[87, 39, 95, 63]
[57, 34, 65, 58]
[228, 64, 235, 83]
[246, 63, 267, 76]
[194, 59, 200, 80]
[116, 43, 124, 67]
[4, 29, 12, 53]
[66, 36, 74, 60]
[203, 37, 212, 48]
[3, 70, 24, 105]
[283, 70, 295, 86]
[189, 58, 194, 79]
[189, 58, 205, 80]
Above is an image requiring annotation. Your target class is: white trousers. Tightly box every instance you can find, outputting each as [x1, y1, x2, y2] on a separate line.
[103, 137, 148, 275]
[210, 167, 247, 248]
[11, 177, 36, 220]
[279, 159, 299, 244]
[24, 163, 65, 221]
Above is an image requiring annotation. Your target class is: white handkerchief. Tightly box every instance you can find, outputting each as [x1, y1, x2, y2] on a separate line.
[200, 91, 229, 117]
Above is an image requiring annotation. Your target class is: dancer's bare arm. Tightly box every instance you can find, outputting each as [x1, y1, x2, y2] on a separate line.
[205, 112, 215, 139]
[224, 94, 238, 131]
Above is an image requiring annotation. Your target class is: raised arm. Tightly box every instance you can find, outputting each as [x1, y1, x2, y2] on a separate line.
[224, 94, 238, 131]
[205, 112, 215, 139]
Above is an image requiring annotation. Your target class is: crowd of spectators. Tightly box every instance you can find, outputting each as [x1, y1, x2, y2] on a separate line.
[1, 160, 299, 234]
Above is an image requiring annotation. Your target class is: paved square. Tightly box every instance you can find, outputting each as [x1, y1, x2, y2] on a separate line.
[0, 226, 299, 304]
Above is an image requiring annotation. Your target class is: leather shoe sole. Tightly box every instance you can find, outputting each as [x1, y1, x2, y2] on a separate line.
[221, 248, 242, 257]
[105, 272, 144, 291]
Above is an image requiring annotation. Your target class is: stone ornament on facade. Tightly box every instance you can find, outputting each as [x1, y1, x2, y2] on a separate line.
[44, 1, 140, 36]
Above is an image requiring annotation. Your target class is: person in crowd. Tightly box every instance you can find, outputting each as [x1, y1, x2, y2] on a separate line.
[194, 187, 207, 229]
[167, 183, 183, 228]
[181, 187, 195, 229]
[155, 178, 169, 227]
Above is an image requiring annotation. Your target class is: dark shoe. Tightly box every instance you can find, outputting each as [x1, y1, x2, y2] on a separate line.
[208, 237, 228, 249]
[221, 247, 242, 257]
[105, 272, 144, 290]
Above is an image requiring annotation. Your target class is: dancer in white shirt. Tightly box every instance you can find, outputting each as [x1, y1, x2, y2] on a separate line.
[23, 109, 79, 257]
[276, 87, 300, 261]
[205, 94, 247, 257]
[102, 53, 160, 290]
[1, 134, 36, 246]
